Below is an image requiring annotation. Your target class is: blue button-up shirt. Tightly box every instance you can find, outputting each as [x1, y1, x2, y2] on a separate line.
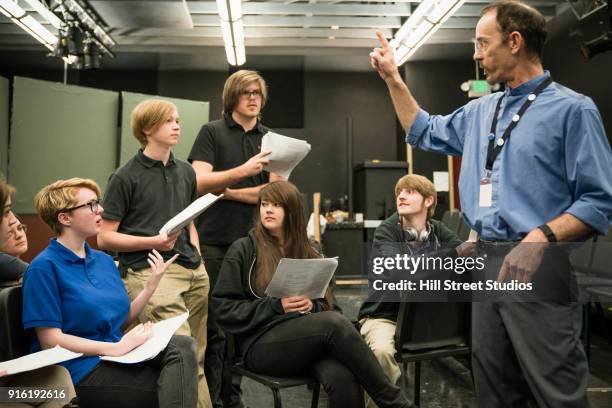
[23, 239, 130, 384]
[408, 71, 612, 240]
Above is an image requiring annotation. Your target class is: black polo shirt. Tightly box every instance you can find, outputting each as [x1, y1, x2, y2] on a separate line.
[188, 114, 270, 246]
[102, 149, 202, 271]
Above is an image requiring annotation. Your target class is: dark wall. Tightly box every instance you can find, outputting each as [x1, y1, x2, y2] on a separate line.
[158, 70, 227, 120]
[402, 60, 476, 214]
[544, 32, 612, 144]
[403, 60, 474, 178]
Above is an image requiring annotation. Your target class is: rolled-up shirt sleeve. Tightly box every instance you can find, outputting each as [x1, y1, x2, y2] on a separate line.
[406, 106, 470, 157]
[563, 99, 612, 235]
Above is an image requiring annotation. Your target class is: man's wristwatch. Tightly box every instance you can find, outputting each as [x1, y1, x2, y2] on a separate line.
[537, 224, 557, 242]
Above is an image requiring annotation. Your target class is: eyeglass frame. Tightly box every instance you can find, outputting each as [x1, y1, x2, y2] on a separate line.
[240, 89, 262, 99]
[61, 199, 102, 214]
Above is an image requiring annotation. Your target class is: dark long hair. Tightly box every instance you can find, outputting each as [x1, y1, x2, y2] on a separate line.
[253, 181, 332, 308]
[0, 179, 15, 222]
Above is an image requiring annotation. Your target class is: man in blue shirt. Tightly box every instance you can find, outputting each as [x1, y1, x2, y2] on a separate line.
[370, 1, 612, 406]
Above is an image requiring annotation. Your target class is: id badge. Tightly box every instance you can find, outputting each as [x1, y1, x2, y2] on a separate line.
[479, 173, 492, 208]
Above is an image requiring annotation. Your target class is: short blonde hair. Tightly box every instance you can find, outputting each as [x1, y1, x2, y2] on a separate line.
[395, 174, 438, 219]
[222, 70, 268, 116]
[131, 99, 177, 148]
[34, 178, 101, 234]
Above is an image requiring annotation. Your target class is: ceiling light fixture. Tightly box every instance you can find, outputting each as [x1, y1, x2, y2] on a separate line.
[391, 0, 466, 66]
[25, 0, 62, 29]
[0, 0, 58, 50]
[216, 0, 245, 66]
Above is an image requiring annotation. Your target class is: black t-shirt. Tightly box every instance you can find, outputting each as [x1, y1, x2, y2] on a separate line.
[188, 115, 270, 246]
[102, 149, 202, 271]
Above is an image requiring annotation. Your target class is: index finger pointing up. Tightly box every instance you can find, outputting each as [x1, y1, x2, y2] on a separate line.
[375, 30, 390, 50]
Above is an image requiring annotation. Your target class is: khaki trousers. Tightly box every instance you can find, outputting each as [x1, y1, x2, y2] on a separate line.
[124, 263, 211, 408]
[360, 317, 401, 408]
[2, 365, 76, 408]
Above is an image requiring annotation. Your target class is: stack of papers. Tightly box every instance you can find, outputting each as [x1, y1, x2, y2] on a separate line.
[265, 258, 338, 299]
[102, 313, 189, 364]
[159, 193, 222, 235]
[261, 132, 311, 179]
[0, 346, 82, 375]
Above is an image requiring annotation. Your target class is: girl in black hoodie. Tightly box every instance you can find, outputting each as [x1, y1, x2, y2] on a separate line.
[212, 181, 411, 408]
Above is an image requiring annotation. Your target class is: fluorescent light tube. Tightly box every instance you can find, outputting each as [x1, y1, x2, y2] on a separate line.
[217, 0, 242, 21]
[404, 21, 434, 48]
[428, 0, 465, 23]
[21, 14, 57, 44]
[224, 42, 237, 66]
[25, 0, 62, 28]
[235, 44, 245, 65]
[0, 0, 26, 18]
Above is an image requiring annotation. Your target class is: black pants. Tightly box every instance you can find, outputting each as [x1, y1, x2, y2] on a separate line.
[76, 335, 198, 408]
[201, 243, 243, 408]
[245, 311, 411, 408]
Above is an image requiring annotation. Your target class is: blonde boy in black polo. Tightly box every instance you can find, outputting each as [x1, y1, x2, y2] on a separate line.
[98, 99, 211, 408]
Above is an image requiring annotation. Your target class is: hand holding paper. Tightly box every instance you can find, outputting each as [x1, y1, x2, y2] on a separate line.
[261, 132, 311, 179]
[101, 313, 188, 364]
[265, 258, 338, 299]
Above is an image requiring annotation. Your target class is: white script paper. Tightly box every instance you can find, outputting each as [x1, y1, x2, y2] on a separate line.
[265, 258, 338, 299]
[101, 312, 188, 364]
[159, 193, 222, 235]
[261, 132, 311, 179]
[0, 346, 82, 375]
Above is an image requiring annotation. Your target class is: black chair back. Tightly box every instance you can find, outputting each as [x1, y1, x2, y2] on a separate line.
[590, 227, 612, 280]
[457, 217, 471, 241]
[569, 237, 596, 274]
[0, 286, 29, 362]
[446, 211, 461, 234]
[395, 301, 470, 352]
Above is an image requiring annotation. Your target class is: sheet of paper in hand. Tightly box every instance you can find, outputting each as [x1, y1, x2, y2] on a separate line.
[0, 346, 82, 375]
[261, 132, 311, 179]
[159, 193, 222, 235]
[101, 312, 189, 364]
[265, 258, 338, 299]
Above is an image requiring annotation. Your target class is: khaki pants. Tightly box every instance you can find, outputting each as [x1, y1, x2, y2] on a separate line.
[124, 263, 211, 408]
[2, 365, 76, 408]
[359, 317, 401, 408]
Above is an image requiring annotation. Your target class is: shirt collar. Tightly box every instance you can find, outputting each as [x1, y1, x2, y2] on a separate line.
[224, 113, 265, 134]
[50, 238, 94, 264]
[135, 149, 176, 168]
[506, 70, 551, 97]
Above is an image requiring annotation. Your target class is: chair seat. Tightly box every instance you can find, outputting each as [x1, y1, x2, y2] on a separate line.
[398, 344, 470, 363]
[577, 276, 612, 287]
[233, 365, 317, 389]
[585, 286, 612, 300]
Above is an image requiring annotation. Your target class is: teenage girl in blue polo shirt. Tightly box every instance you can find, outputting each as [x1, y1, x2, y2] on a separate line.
[22, 178, 199, 408]
[211, 181, 411, 408]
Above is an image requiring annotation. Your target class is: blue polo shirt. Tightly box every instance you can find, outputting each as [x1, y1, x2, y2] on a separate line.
[22, 239, 130, 384]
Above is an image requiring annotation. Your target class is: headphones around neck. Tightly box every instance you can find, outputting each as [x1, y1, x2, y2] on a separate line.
[402, 220, 432, 243]
[404, 227, 430, 242]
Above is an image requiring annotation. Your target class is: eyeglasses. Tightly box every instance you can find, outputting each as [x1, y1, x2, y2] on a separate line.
[62, 199, 102, 214]
[240, 89, 262, 98]
[474, 39, 489, 53]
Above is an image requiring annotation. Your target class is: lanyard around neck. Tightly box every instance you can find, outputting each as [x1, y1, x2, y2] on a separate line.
[485, 76, 553, 171]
